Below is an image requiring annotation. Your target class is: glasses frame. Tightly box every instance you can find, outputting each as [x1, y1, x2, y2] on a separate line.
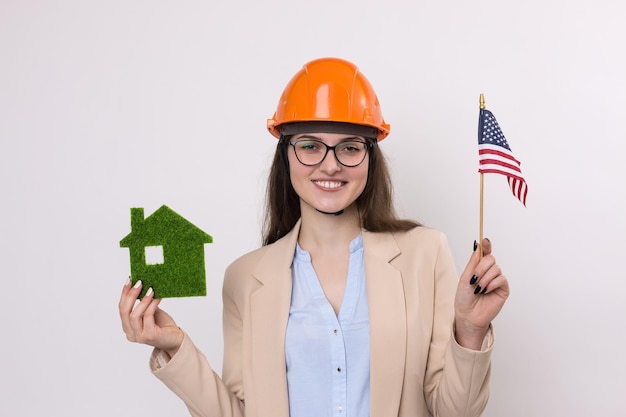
[288, 138, 373, 168]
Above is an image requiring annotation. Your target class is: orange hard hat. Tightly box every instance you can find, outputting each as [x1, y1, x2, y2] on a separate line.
[267, 57, 390, 141]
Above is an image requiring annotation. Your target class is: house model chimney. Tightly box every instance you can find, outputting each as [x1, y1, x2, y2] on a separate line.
[130, 208, 144, 229]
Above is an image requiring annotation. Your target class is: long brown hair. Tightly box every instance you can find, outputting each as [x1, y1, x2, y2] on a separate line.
[262, 137, 420, 245]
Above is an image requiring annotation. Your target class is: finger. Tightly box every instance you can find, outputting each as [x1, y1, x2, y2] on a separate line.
[472, 260, 501, 291]
[119, 278, 143, 312]
[118, 276, 132, 311]
[480, 273, 509, 296]
[481, 238, 492, 256]
[119, 278, 143, 334]
[142, 290, 161, 332]
[460, 240, 483, 284]
[127, 285, 154, 340]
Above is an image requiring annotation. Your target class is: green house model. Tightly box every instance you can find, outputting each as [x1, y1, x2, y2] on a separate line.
[120, 205, 213, 298]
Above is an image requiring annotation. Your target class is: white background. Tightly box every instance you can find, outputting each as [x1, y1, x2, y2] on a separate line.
[1, 1, 625, 416]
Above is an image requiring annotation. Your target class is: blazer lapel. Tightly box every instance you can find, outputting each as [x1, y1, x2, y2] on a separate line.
[363, 231, 406, 417]
[248, 221, 301, 417]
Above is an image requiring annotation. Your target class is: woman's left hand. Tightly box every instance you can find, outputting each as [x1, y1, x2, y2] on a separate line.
[454, 238, 510, 350]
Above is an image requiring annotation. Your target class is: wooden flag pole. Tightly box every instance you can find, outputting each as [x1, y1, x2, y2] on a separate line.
[479, 93, 485, 258]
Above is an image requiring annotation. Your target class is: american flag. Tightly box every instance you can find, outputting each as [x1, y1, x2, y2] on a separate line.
[478, 108, 528, 206]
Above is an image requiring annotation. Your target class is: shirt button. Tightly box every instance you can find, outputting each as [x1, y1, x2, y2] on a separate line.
[337, 367, 341, 372]
[338, 406, 343, 412]
[333, 329, 338, 334]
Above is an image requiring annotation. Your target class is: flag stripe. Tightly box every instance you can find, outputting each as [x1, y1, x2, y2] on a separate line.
[478, 159, 522, 175]
[478, 145, 520, 164]
[508, 177, 528, 206]
[479, 167, 524, 181]
[479, 152, 520, 165]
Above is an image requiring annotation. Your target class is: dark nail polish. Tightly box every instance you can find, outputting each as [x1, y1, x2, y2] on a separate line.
[474, 285, 482, 295]
[473, 240, 478, 251]
[481, 286, 487, 294]
[470, 274, 478, 285]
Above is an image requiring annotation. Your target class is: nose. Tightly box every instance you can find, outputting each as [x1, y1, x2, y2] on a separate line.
[318, 148, 341, 174]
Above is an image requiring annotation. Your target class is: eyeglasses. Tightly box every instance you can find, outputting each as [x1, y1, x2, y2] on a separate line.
[289, 139, 372, 167]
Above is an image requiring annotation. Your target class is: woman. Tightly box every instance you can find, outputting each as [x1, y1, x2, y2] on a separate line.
[119, 57, 509, 417]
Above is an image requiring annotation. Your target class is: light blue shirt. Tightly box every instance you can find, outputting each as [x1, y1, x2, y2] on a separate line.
[285, 234, 370, 417]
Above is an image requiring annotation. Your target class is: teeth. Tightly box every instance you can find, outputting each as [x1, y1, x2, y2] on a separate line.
[314, 180, 343, 189]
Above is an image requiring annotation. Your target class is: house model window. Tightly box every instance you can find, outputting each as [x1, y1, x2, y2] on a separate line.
[145, 245, 164, 265]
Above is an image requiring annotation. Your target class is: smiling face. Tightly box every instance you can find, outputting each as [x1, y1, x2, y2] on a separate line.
[287, 132, 370, 216]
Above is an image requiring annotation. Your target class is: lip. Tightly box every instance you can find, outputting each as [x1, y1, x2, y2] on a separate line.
[312, 179, 346, 190]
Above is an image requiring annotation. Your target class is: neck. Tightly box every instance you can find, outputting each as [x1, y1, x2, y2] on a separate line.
[298, 203, 361, 252]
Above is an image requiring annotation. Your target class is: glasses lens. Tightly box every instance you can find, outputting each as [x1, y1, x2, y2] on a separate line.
[292, 139, 369, 167]
[292, 140, 327, 166]
[335, 141, 368, 166]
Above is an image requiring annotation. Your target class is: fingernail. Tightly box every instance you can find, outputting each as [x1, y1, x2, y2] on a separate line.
[125, 276, 131, 286]
[481, 286, 487, 294]
[470, 275, 478, 285]
[485, 237, 490, 242]
[145, 287, 154, 297]
[473, 240, 477, 251]
[474, 285, 482, 295]
[133, 279, 142, 289]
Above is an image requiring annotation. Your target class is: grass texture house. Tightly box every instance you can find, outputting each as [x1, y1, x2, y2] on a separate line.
[120, 205, 213, 298]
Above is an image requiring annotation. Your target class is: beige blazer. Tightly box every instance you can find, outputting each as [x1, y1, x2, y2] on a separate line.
[152, 221, 493, 417]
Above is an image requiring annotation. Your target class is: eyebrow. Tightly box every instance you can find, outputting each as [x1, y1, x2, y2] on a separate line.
[294, 135, 366, 142]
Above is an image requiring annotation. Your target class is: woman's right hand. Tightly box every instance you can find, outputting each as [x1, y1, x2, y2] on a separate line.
[119, 278, 184, 357]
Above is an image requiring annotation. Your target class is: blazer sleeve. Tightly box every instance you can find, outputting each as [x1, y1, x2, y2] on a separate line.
[150, 329, 245, 417]
[149, 267, 246, 417]
[424, 232, 493, 417]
